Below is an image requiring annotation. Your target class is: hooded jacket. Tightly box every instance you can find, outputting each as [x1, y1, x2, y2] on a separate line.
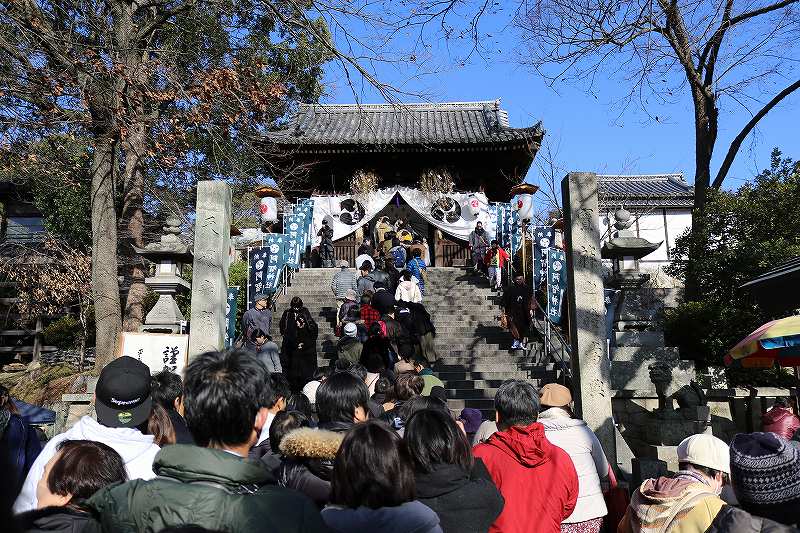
[396, 280, 422, 304]
[278, 426, 344, 507]
[337, 336, 363, 363]
[617, 471, 725, 533]
[322, 500, 442, 533]
[85, 444, 328, 533]
[538, 407, 608, 523]
[762, 406, 800, 440]
[414, 460, 504, 533]
[473, 422, 578, 533]
[1, 410, 42, 499]
[13, 415, 159, 514]
[706, 504, 799, 533]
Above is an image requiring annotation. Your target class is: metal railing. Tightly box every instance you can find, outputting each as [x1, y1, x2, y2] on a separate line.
[528, 311, 572, 371]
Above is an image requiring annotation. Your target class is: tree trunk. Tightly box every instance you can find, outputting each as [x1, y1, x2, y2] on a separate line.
[121, 120, 147, 332]
[684, 89, 718, 301]
[91, 134, 122, 371]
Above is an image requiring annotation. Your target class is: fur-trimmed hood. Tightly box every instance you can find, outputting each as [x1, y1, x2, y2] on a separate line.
[279, 427, 344, 460]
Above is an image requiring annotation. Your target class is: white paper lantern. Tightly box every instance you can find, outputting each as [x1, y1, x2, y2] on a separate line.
[259, 197, 278, 223]
[515, 194, 534, 221]
[462, 194, 481, 219]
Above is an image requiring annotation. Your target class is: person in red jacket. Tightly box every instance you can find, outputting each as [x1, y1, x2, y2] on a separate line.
[474, 379, 579, 533]
[484, 240, 510, 291]
[761, 398, 800, 440]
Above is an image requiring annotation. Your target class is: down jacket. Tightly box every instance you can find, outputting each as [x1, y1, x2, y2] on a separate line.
[538, 407, 608, 523]
[762, 406, 800, 440]
[278, 426, 344, 506]
[85, 444, 327, 533]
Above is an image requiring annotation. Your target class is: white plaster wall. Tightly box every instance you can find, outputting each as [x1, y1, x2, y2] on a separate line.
[598, 208, 693, 270]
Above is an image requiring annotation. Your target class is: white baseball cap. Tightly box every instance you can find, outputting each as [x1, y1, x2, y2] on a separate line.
[677, 433, 730, 474]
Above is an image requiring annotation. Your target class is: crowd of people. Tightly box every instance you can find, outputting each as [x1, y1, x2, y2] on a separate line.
[3, 349, 800, 532]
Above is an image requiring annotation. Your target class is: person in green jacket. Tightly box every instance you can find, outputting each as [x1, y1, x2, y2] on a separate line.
[85, 349, 328, 533]
[413, 354, 444, 396]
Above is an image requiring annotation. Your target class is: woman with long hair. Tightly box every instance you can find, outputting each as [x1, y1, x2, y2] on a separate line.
[404, 409, 504, 533]
[323, 420, 442, 532]
[279, 297, 319, 391]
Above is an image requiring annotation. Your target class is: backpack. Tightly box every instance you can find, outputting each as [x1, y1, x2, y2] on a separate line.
[390, 246, 406, 268]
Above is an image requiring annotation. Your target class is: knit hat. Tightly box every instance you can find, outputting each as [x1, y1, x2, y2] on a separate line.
[458, 408, 483, 434]
[539, 383, 572, 408]
[345, 288, 358, 302]
[343, 322, 358, 338]
[730, 432, 800, 513]
[339, 260, 349, 268]
[677, 433, 730, 474]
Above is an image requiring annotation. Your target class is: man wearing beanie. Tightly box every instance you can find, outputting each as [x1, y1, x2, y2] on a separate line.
[707, 432, 800, 532]
[337, 322, 363, 363]
[619, 433, 729, 533]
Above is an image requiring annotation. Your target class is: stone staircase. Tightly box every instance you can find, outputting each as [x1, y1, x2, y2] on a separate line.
[270, 267, 554, 417]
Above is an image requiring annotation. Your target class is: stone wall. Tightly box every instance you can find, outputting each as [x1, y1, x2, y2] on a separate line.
[613, 387, 796, 472]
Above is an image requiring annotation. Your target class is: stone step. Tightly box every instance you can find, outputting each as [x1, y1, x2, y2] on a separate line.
[438, 370, 532, 381]
[437, 363, 527, 372]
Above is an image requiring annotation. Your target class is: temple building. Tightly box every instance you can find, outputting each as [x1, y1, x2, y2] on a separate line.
[266, 100, 544, 266]
[598, 173, 694, 270]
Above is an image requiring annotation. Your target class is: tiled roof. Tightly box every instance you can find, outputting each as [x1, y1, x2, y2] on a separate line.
[741, 257, 800, 289]
[266, 100, 543, 148]
[598, 174, 694, 208]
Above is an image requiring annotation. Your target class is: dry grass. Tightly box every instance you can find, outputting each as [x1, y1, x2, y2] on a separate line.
[0, 364, 91, 406]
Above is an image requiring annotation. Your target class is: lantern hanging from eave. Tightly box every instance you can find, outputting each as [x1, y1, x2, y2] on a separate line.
[259, 197, 278, 224]
[515, 194, 534, 221]
[462, 194, 481, 219]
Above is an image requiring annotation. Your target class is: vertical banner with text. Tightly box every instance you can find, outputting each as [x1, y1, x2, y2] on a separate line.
[283, 212, 302, 268]
[247, 234, 287, 308]
[225, 286, 240, 348]
[532, 226, 555, 290]
[546, 248, 567, 325]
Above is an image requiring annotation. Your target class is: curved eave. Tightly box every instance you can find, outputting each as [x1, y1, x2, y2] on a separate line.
[263, 124, 544, 153]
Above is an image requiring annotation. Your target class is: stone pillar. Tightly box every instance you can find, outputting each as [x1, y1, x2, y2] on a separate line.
[188, 181, 232, 358]
[561, 172, 616, 466]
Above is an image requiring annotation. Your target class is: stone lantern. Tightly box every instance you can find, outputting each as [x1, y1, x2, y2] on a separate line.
[134, 215, 193, 333]
[601, 207, 661, 289]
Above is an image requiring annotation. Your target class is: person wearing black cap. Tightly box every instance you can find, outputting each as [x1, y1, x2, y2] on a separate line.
[85, 349, 328, 532]
[13, 356, 161, 513]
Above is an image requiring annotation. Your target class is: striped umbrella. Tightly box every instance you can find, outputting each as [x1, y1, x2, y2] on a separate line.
[725, 315, 800, 368]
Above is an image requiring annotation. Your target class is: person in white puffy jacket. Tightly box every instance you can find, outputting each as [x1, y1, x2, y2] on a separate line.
[13, 356, 160, 513]
[395, 270, 422, 304]
[538, 383, 610, 533]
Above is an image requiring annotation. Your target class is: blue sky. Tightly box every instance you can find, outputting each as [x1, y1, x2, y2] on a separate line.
[320, 9, 799, 190]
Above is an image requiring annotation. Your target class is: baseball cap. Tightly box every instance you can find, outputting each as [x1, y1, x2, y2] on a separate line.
[95, 356, 153, 429]
[540, 383, 572, 408]
[344, 322, 358, 338]
[677, 433, 730, 474]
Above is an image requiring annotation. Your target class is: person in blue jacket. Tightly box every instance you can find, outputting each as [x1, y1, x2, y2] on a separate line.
[0, 384, 42, 500]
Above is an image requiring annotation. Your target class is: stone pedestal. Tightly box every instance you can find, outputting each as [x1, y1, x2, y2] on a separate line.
[611, 346, 695, 394]
[188, 181, 232, 358]
[561, 171, 616, 467]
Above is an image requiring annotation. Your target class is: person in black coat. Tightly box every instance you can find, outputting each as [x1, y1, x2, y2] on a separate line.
[277, 373, 369, 506]
[404, 408, 504, 533]
[279, 297, 319, 391]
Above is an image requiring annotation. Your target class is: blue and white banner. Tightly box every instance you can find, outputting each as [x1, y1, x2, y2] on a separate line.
[495, 203, 523, 257]
[546, 248, 567, 325]
[247, 234, 287, 308]
[225, 287, 240, 348]
[532, 226, 555, 290]
[296, 199, 314, 252]
[283, 213, 303, 268]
